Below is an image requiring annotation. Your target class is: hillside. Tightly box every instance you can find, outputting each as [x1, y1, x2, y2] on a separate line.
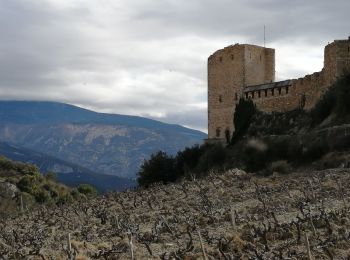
[0, 142, 135, 192]
[0, 156, 95, 219]
[0, 101, 206, 179]
[1, 168, 350, 258]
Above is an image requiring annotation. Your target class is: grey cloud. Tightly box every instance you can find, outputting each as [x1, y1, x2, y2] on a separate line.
[0, 0, 349, 133]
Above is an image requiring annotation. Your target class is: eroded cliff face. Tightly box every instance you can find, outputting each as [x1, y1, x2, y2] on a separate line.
[0, 123, 204, 178]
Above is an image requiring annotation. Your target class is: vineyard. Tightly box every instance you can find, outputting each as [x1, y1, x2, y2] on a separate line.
[1, 168, 350, 259]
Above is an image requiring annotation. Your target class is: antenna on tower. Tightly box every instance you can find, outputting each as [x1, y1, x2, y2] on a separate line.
[264, 25, 266, 47]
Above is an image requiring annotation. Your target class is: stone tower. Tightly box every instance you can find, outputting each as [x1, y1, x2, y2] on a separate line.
[207, 44, 275, 142]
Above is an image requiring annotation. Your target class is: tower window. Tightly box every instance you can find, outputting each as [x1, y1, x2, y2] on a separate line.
[265, 90, 268, 97]
[271, 89, 274, 96]
[235, 93, 238, 100]
[219, 95, 223, 103]
[258, 91, 261, 98]
[286, 86, 289, 94]
[216, 128, 221, 138]
[245, 93, 248, 99]
[251, 92, 255, 99]
[219, 57, 223, 62]
[278, 88, 282, 95]
[231, 54, 234, 60]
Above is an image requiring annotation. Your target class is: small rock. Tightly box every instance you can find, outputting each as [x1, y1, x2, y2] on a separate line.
[0, 182, 19, 199]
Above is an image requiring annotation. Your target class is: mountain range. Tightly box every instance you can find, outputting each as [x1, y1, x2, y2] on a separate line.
[0, 101, 205, 189]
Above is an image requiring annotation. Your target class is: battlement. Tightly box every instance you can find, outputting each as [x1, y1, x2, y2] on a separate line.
[208, 37, 350, 142]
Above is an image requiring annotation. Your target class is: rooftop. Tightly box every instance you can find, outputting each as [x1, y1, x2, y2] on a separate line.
[244, 80, 293, 92]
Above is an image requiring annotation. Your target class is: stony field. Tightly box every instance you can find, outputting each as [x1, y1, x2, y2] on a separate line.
[1, 168, 350, 259]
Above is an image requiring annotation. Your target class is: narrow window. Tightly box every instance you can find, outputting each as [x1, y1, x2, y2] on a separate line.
[265, 90, 268, 97]
[216, 128, 221, 138]
[271, 89, 274, 96]
[258, 91, 261, 98]
[286, 86, 289, 94]
[278, 88, 282, 95]
[348, 46, 350, 52]
[231, 54, 234, 60]
[251, 92, 255, 99]
[219, 95, 223, 103]
[219, 57, 223, 62]
[245, 93, 248, 99]
[225, 129, 230, 144]
[235, 93, 238, 100]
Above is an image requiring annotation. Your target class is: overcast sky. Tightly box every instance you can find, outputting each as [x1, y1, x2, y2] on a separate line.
[0, 0, 349, 132]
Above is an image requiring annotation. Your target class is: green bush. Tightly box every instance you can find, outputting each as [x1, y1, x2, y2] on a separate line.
[195, 144, 228, 176]
[137, 151, 176, 187]
[175, 145, 206, 178]
[34, 190, 52, 203]
[77, 184, 98, 196]
[311, 72, 350, 125]
[231, 98, 257, 144]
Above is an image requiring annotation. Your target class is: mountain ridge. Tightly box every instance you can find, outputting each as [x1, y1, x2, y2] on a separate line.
[0, 101, 206, 180]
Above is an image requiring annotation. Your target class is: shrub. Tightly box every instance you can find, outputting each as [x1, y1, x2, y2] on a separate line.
[137, 151, 176, 187]
[231, 98, 257, 144]
[311, 72, 350, 125]
[311, 87, 336, 125]
[77, 184, 98, 196]
[243, 139, 268, 172]
[195, 144, 228, 176]
[268, 160, 291, 175]
[45, 172, 57, 182]
[175, 145, 207, 178]
[34, 190, 52, 203]
[301, 136, 329, 163]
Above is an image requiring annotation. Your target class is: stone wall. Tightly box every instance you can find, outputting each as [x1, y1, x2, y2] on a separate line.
[243, 39, 350, 113]
[207, 38, 350, 142]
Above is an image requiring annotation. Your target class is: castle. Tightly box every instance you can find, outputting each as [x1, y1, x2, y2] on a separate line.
[207, 37, 350, 143]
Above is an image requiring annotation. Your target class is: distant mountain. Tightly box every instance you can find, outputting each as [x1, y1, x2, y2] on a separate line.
[0, 101, 206, 179]
[0, 142, 135, 192]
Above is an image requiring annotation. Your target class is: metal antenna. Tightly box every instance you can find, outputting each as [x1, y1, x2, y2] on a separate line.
[264, 25, 266, 47]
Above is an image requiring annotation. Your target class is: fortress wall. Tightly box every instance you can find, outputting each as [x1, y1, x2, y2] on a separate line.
[208, 38, 350, 142]
[245, 71, 327, 112]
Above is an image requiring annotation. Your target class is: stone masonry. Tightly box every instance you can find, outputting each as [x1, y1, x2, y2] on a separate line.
[207, 38, 350, 143]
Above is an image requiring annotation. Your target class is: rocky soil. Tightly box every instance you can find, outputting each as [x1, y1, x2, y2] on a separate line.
[1, 168, 350, 259]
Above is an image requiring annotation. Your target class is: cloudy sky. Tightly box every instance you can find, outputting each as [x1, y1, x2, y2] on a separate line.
[0, 0, 349, 132]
